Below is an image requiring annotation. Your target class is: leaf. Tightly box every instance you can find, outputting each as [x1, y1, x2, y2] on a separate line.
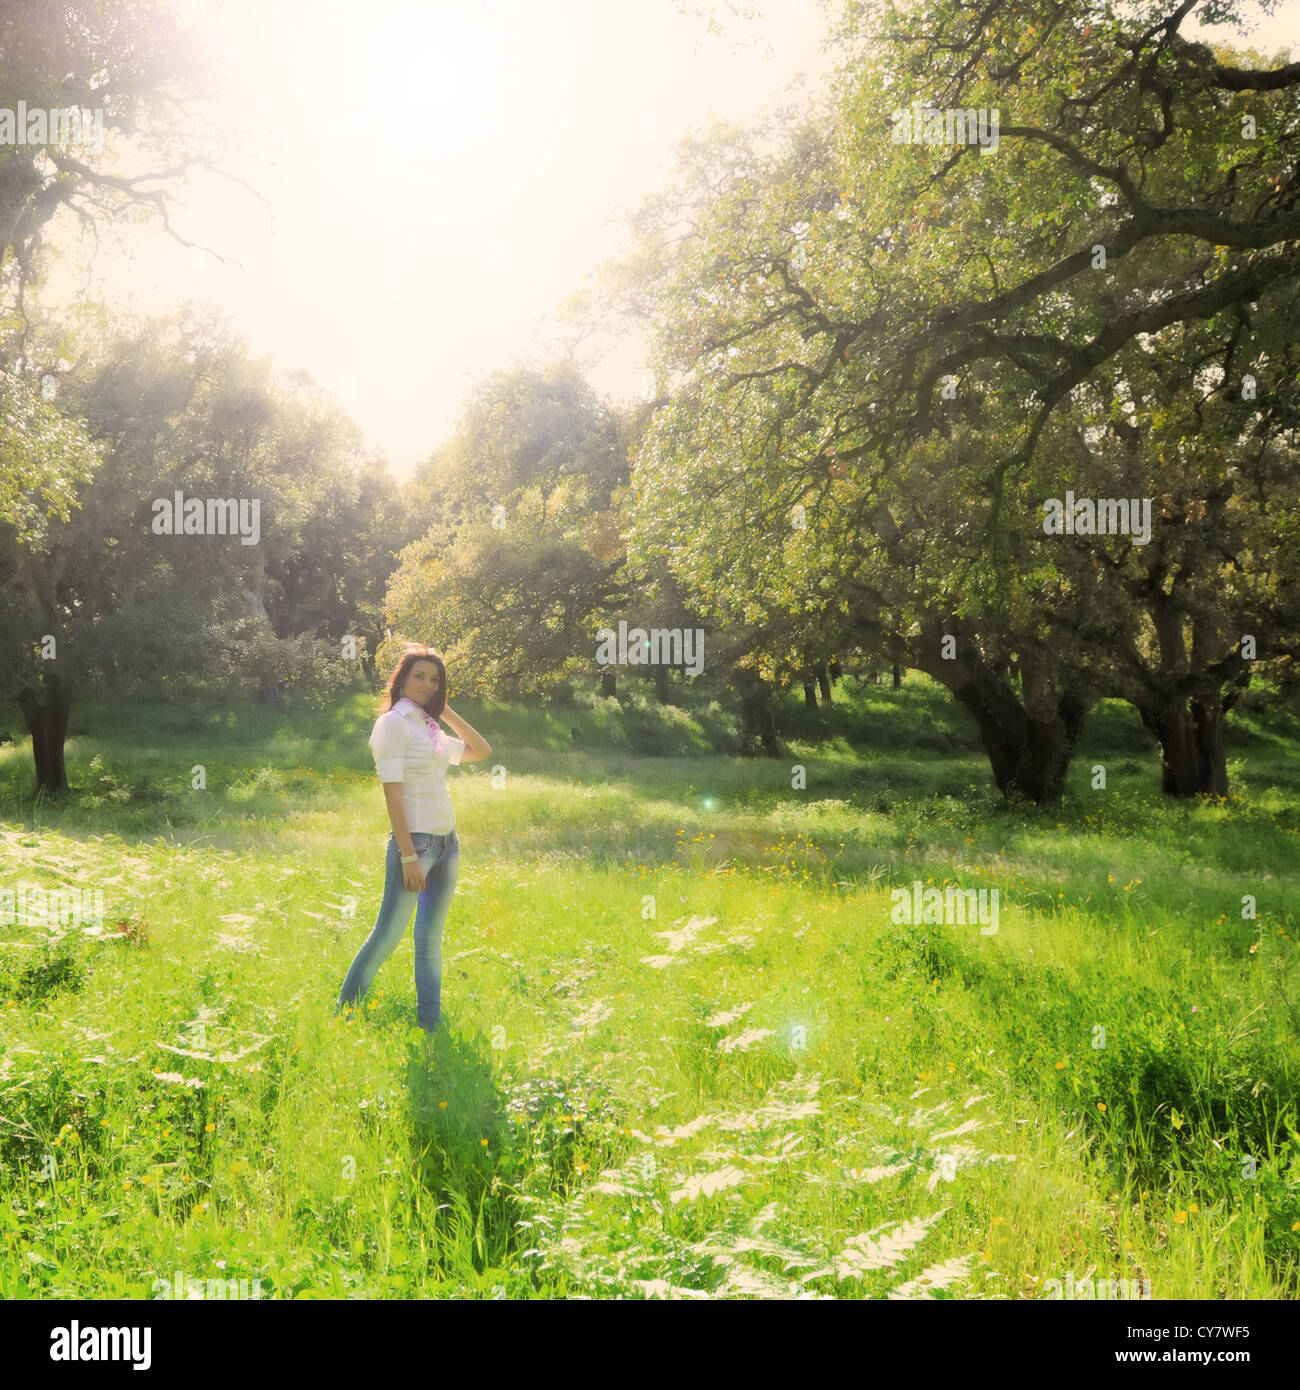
[888, 1255, 976, 1300]
[669, 1165, 747, 1204]
[830, 1208, 947, 1278]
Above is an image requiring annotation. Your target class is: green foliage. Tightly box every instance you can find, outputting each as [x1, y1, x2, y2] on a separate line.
[0, 676, 1297, 1298]
[0, 309, 394, 727]
[573, 685, 728, 756]
[381, 364, 637, 699]
[586, 0, 1300, 796]
[0, 946, 88, 1006]
[0, 371, 100, 545]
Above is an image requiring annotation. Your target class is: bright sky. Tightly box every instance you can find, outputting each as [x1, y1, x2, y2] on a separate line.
[42, 0, 1298, 479]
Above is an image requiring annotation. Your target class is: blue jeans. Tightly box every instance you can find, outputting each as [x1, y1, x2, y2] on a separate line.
[336, 829, 459, 1030]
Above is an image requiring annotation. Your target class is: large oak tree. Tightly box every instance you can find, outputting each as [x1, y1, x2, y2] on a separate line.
[587, 0, 1298, 799]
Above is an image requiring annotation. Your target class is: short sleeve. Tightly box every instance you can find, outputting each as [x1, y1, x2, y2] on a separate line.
[369, 714, 406, 782]
[443, 736, 466, 766]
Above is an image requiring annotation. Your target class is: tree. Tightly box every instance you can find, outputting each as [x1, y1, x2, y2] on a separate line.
[0, 309, 373, 789]
[381, 364, 639, 696]
[580, 0, 1299, 799]
[1048, 293, 1300, 794]
[0, 0, 245, 789]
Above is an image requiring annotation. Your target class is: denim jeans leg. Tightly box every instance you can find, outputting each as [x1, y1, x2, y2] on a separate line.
[336, 834, 421, 1014]
[412, 830, 458, 1030]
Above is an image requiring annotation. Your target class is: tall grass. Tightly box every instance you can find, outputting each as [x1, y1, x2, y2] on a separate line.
[0, 674, 1296, 1298]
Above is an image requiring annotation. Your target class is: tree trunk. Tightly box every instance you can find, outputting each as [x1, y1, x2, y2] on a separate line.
[653, 665, 670, 705]
[735, 670, 781, 757]
[600, 668, 616, 697]
[17, 669, 71, 793]
[1138, 696, 1229, 797]
[840, 543, 1088, 802]
[1193, 696, 1229, 798]
[803, 679, 817, 709]
[903, 622, 1090, 803]
[950, 670, 1088, 803]
[1025, 687, 1090, 802]
[828, 659, 842, 682]
[817, 663, 832, 702]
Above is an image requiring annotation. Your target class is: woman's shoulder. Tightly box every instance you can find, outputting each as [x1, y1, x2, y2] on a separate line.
[370, 707, 408, 734]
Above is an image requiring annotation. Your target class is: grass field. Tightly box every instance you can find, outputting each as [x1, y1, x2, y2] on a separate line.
[1, 674, 1298, 1299]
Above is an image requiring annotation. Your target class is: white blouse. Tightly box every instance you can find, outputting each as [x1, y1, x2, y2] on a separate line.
[368, 697, 466, 834]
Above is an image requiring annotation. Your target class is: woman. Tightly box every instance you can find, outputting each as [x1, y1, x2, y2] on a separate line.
[335, 643, 492, 1034]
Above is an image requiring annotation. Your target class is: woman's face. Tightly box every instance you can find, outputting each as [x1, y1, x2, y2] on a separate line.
[405, 659, 444, 707]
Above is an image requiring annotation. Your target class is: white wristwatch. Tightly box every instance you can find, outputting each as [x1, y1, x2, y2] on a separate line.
[400, 852, 418, 864]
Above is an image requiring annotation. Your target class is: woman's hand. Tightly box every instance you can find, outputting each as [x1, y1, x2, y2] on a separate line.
[403, 860, 426, 892]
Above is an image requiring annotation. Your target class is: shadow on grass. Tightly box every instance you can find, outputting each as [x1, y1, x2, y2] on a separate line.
[396, 1020, 622, 1287]
[399, 1023, 528, 1278]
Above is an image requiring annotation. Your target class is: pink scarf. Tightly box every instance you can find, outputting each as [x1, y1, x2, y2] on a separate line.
[398, 697, 449, 757]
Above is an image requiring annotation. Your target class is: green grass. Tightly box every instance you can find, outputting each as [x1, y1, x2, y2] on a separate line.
[0, 674, 1297, 1299]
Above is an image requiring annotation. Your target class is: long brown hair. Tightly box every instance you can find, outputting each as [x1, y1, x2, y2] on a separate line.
[379, 645, 448, 719]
